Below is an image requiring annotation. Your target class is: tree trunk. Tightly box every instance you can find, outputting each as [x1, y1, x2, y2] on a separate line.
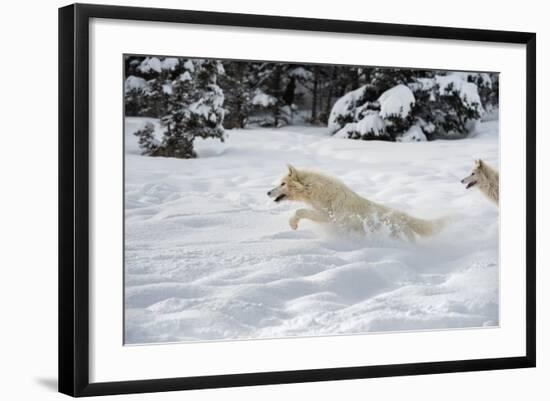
[311, 67, 318, 122]
[323, 68, 337, 123]
[271, 66, 282, 126]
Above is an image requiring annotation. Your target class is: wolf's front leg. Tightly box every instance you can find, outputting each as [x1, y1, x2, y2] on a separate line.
[289, 209, 329, 230]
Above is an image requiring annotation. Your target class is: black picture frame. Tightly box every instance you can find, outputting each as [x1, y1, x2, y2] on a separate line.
[59, 3, 536, 397]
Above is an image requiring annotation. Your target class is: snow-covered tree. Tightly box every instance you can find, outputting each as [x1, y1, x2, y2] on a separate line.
[378, 84, 416, 139]
[369, 67, 421, 96]
[132, 57, 225, 159]
[248, 63, 297, 127]
[411, 72, 484, 138]
[327, 84, 378, 134]
[329, 68, 491, 141]
[125, 56, 498, 144]
[468, 72, 498, 115]
[330, 84, 415, 141]
[220, 61, 254, 129]
[133, 122, 158, 154]
[124, 75, 149, 116]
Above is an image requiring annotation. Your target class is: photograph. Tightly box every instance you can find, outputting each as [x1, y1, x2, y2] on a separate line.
[123, 54, 500, 345]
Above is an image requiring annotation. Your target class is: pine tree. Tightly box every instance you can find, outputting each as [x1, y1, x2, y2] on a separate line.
[125, 56, 498, 145]
[467, 72, 498, 115]
[411, 72, 483, 138]
[124, 75, 149, 116]
[328, 67, 492, 141]
[132, 57, 226, 158]
[155, 59, 225, 158]
[250, 63, 295, 127]
[133, 122, 158, 155]
[220, 61, 253, 129]
[142, 68, 172, 118]
[124, 56, 150, 116]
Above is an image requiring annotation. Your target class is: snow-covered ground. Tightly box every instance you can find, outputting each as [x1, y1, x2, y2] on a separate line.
[124, 117, 499, 344]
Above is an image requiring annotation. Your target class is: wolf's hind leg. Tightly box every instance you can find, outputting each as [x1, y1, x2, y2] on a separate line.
[289, 209, 329, 230]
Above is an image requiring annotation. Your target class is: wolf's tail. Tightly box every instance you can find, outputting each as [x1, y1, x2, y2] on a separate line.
[409, 215, 449, 237]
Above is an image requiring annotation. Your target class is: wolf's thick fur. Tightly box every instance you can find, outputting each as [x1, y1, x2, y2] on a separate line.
[267, 165, 445, 241]
[461, 159, 499, 206]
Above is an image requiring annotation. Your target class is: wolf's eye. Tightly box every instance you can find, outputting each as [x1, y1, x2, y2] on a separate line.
[471, 173, 475, 176]
[281, 183, 286, 186]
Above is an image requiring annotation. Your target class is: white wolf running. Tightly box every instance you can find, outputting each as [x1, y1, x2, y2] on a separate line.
[461, 159, 499, 206]
[267, 165, 446, 241]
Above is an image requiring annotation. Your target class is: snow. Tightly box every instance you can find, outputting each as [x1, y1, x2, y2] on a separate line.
[179, 71, 192, 82]
[124, 76, 148, 94]
[334, 111, 385, 139]
[378, 84, 415, 119]
[124, 118, 499, 344]
[138, 57, 180, 73]
[161, 58, 179, 71]
[208, 84, 224, 109]
[416, 117, 436, 134]
[188, 84, 225, 122]
[328, 85, 368, 134]
[474, 72, 493, 89]
[161, 83, 173, 95]
[183, 60, 195, 72]
[252, 90, 277, 107]
[138, 57, 162, 73]
[138, 57, 182, 73]
[188, 102, 210, 118]
[289, 67, 313, 80]
[397, 125, 427, 142]
[329, 84, 415, 135]
[436, 73, 483, 114]
[413, 77, 436, 92]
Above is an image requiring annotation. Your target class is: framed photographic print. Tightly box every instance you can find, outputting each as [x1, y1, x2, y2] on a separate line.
[58, 3, 536, 397]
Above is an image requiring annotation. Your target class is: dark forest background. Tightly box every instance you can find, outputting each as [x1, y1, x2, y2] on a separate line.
[125, 56, 499, 158]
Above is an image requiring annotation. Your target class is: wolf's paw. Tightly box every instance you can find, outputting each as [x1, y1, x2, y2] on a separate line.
[289, 216, 299, 230]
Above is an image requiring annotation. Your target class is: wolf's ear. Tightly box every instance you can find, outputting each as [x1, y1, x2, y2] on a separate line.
[475, 159, 483, 167]
[287, 164, 298, 178]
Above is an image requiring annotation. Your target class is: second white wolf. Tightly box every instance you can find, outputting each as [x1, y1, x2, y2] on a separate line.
[267, 165, 446, 241]
[461, 159, 499, 206]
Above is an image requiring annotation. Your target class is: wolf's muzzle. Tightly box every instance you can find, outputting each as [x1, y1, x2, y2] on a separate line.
[267, 187, 287, 202]
[461, 175, 477, 189]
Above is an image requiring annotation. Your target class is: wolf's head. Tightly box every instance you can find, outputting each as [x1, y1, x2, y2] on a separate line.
[267, 164, 306, 203]
[461, 159, 486, 189]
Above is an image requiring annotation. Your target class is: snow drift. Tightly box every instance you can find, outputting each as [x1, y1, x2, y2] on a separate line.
[124, 118, 499, 344]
